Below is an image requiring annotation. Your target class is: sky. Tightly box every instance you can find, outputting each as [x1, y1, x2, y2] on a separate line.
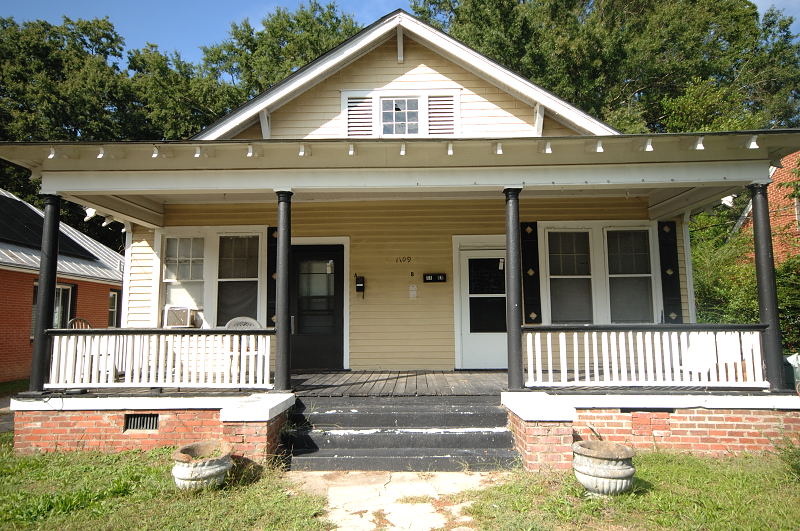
[3, 0, 799, 65]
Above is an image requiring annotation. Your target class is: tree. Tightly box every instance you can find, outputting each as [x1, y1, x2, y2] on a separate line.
[200, 1, 361, 99]
[412, 0, 800, 133]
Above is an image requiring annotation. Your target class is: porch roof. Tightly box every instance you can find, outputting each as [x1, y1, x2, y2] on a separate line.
[1, 129, 798, 227]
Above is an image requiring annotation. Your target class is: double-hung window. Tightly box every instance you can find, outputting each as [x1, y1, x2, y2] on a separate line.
[216, 235, 259, 326]
[31, 283, 73, 334]
[163, 237, 205, 310]
[542, 224, 658, 324]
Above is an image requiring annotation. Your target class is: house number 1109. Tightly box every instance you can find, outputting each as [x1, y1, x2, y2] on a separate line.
[395, 256, 413, 263]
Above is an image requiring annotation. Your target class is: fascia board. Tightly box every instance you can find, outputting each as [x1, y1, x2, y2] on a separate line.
[195, 17, 401, 141]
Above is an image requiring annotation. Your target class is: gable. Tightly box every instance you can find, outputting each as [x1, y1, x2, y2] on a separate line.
[200, 10, 615, 140]
[233, 37, 579, 140]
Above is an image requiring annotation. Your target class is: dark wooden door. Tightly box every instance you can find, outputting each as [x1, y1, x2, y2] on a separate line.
[290, 245, 344, 370]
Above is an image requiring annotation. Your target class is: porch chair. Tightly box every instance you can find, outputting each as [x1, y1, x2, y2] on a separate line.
[67, 317, 92, 329]
[224, 317, 265, 385]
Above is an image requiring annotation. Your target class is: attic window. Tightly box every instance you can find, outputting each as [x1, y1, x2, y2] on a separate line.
[382, 98, 419, 135]
[344, 91, 458, 138]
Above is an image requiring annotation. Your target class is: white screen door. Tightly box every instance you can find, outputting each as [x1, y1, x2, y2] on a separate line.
[459, 250, 508, 369]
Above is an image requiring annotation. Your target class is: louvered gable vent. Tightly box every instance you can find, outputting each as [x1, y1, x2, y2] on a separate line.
[347, 96, 373, 136]
[427, 95, 455, 135]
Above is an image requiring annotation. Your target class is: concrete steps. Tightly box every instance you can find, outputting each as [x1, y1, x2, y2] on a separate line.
[284, 396, 517, 471]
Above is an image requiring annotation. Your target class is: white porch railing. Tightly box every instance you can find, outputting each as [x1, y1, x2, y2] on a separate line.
[44, 328, 275, 389]
[523, 324, 769, 388]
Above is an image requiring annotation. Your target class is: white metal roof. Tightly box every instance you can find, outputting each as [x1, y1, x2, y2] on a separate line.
[0, 188, 123, 284]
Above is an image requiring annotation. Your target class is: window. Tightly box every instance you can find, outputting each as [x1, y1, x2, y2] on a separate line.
[163, 237, 204, 309]
[542, 224, 657, 324]
[31, 283, 73, 334]
[607, 230, 653, 323]
[108, 290, 121, 327]
[216, 235, 259, 326]
[381, 98, 419, 135]
[548, 232, 593, 324]
[344, 91, 457, 137]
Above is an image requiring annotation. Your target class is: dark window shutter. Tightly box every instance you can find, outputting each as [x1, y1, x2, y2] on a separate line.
[267, 228, 277, 326]
[657, 221, 683, 323]
[521, 222, 542, 324]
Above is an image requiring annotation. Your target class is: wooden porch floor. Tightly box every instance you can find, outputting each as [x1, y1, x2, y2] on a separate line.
[290, 370, 507, 397]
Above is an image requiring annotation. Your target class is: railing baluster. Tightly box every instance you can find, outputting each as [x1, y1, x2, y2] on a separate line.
[534, 332, 542, 384]
[583, 332, 590, 384]
[591, 332, 599, 383]
[546, 333, 553, 383]
[525, 332, 534, 385]
[609, 332, 619, 382]
[558, 332, 567, 383]
[572, 332, 579, 383]
[653, 331, 663, 382]
[618, 332, 628, 383]
[601, 332, 610, 382]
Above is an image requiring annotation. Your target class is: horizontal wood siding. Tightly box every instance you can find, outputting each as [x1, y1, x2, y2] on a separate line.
[252, 37, 578, 139]
[541, 116, 580, 137]
[163, 197, 647, 370]
[126, 225, 157, 327]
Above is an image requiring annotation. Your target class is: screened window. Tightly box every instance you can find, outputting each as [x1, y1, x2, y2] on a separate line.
[381, 98, 419, 135]
[216, 235, 259, 326]
[548, 232, 593, 324]
[607, 230, 653, 323]
[163, 237, 204, 309]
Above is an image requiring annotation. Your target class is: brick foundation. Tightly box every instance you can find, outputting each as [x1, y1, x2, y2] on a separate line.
[508, 407, 800, 471]
[13, 409, 287, 462]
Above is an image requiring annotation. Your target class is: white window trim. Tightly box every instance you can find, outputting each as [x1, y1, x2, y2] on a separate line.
[31, 282, 73, 336]
[158, 226, 268, 328]
[538, 220, 662, 325]
[342, 88, 461, 138]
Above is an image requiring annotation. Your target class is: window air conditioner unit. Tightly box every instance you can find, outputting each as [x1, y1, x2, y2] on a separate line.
[164, 306, 199, 328]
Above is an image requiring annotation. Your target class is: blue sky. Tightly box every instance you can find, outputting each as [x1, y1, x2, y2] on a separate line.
[4, 1, 798, 65]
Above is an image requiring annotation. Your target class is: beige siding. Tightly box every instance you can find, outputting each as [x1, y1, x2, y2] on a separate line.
[125, 225, 157, 327]
[242, 37, 582, 139]
[163, 198, 646, 369]
[542, 116, 580, 137]
[232, 123, 263, 140]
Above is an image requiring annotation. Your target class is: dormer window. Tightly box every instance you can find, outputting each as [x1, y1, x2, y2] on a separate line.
[344, 90, 458, 138]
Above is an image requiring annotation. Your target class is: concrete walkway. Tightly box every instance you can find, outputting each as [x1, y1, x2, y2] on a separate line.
[287, 470, 507, 530]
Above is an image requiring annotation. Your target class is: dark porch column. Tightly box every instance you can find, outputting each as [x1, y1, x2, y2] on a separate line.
[30, 194, 61, 393]
[505, 188, 524, 390]
[748, 183, 786, 390]
[274, 191, 293, 391]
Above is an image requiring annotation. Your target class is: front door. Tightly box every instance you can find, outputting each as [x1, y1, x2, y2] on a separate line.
[459, 250, 508, 369]
[290, 245, 344, 370]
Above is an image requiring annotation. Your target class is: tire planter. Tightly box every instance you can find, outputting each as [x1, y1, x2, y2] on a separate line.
[171, 440, 233, 490]
[572, 440, 636, 497]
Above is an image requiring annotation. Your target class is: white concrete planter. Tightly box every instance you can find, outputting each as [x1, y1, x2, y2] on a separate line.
[171, 440, 233, 490]
[572, 440, 636, 497]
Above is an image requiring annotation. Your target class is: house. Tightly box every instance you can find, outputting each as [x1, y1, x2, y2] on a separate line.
[736, 151, 800, 262]
[1, 10, 799, 470]
[0, 189, 123, 383]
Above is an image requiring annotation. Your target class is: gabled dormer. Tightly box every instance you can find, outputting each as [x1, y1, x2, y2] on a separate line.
[196, 10, 617, 141]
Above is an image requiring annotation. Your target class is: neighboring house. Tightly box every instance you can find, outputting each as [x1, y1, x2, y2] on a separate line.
[0, 189, 123, 383]
[736, 151, 800, 262]
[1, 11, 799, 470]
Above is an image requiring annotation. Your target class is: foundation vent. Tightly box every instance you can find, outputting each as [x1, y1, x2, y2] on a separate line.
[124, 413, 159, 431]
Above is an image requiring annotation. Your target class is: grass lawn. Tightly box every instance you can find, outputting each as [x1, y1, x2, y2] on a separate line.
[456, 449, 800, 530]
[0, 433, 328, 530]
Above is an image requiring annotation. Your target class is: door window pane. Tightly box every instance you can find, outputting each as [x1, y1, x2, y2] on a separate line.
[610, 277, 653, 323]
[297, 259, 336, 334]
[469, 297, 507, 333]
[468, 258, 505, 294]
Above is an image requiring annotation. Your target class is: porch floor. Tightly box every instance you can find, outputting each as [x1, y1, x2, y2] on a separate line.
[290, 370, 507, 397]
